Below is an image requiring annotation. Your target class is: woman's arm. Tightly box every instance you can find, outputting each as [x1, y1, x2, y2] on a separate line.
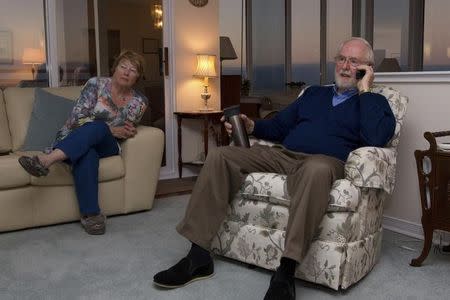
[109, 94, 148, 139]
[54, 78, 99, 144]
[64, 77, 99, 129]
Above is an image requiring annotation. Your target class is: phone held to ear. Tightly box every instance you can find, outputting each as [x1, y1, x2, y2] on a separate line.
[356, 69, 366, 80]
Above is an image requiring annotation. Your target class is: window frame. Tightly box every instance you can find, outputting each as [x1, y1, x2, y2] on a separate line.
[242, 0, 447, 93]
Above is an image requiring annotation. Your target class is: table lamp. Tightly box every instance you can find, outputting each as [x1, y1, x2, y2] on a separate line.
[219, 36, 237, 76]
[194, 54, 217, 111]
[22, 48, 45, 80]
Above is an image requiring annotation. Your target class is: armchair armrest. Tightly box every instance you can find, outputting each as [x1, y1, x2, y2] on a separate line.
[345, 146, 397, 194]
[120, 125, 164, 212]
[249, 137, 276, 147]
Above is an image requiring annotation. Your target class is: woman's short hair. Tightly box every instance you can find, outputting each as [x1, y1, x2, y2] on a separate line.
[111, 50, 145, 81]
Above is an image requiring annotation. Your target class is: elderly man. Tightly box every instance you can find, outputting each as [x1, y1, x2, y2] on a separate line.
[154, 37, 395, 300]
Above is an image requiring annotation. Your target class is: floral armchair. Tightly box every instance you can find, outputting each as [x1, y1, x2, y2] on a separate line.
[210, 86, 408, 290]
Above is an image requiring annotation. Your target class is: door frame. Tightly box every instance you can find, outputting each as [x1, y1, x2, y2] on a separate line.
[45, 0, 177, 179]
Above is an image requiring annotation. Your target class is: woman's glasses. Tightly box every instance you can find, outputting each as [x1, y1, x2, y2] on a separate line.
[119, 64, 138, 75]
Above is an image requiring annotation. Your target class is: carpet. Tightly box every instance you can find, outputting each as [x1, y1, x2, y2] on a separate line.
[0, 194, 449, 299]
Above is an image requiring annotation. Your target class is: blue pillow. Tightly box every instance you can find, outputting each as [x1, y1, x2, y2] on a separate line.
[21, 88, 76, 151]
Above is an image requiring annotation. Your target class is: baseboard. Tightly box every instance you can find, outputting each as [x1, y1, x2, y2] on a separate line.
[382, 215, 450, 245]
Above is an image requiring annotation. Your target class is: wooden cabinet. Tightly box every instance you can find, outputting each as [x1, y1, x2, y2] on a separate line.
[411, 131, 450, 266]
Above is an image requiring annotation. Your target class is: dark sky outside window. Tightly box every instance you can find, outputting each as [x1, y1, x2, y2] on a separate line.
[251, 0, 285, 93]
[373, 0, 409, 72]
[423, 0, 450, 71]
[291, 0, 320, 85]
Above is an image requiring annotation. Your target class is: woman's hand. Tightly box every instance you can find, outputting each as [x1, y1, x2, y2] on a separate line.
[109, 121, 137, 139]
[220, 114, 255, 136]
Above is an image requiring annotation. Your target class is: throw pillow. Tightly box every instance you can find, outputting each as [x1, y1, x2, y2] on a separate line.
[21, 88, 76, 151]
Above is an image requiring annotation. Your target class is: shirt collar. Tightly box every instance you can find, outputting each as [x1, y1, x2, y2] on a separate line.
[332, 84, 358, 97]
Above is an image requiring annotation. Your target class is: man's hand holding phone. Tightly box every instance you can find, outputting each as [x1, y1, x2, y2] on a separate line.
[356, 64, 374, 94]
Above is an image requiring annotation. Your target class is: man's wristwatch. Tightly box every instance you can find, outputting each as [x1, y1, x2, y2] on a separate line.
[359, 87, 372, 94]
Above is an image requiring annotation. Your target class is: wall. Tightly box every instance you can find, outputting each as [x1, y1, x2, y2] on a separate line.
[376, 73, 450, 241]
[172, 0, 220, 164]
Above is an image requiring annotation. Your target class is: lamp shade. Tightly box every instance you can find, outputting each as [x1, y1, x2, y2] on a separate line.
[22, 48, 45, 64]
[220, 36, 237, 61]
[194, 54, 217, 78]
[376, 58, 401, 72]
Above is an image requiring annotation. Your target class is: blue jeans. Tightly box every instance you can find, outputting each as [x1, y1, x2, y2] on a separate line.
[54, 121, 119, 215]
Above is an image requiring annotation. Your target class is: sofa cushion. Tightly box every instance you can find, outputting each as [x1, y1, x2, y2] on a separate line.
[4, 86, 81, 152]
[0, 91, 12, 153]
[21, 88, 76, 151]
[0, 154, 31, 189]
[229, 194, 289, 231]
[241, 172, 290, 207]
[241, 172, 359, 212]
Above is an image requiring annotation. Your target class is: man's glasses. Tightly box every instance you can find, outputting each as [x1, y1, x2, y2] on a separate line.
[119, 64, 138, 75]
[334, 55, 367, 68]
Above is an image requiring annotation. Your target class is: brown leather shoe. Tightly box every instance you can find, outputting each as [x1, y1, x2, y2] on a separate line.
[18, 156, 49, 177]
[80, 214, 106, 235]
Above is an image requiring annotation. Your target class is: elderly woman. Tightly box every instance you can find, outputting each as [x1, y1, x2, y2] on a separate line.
[18, 50, 148, 235]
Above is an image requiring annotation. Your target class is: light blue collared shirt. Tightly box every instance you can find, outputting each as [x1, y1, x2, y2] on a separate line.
[332, 85, 358, 107]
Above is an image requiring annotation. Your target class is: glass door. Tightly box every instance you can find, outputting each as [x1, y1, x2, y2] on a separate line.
[95, 0, 166, 166]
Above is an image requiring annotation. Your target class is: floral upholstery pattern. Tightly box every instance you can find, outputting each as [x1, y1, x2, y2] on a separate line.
[345, 146, 397, 193]
[210, 85, 408, 290]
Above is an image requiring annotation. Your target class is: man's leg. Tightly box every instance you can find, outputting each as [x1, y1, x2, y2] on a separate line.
[177, 145, 294, 249]
[155, 145, 294, 288]
[264, 154, 344, 300]
[284, 154, 344, 261]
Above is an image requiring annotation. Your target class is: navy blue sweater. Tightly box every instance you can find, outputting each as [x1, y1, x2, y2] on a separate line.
[252, 86, 396, 161]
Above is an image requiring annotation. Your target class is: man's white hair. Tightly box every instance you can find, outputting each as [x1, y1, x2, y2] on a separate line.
[337, 37, 374, 65]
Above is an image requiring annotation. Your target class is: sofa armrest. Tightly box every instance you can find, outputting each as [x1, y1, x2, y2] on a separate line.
[345, 146, 397, 194]
[120, 125, 164, 212]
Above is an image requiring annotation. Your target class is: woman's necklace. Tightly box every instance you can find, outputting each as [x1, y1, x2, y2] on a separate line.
[112, 88, 131, 106]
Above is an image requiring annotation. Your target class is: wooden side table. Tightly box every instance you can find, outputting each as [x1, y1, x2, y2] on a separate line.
[411, 131, 450, 266]
[174, 111, 223, 178]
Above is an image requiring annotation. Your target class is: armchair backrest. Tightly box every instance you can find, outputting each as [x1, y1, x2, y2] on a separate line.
[371, 85, 408, 149]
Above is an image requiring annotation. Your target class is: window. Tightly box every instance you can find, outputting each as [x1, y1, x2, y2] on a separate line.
[326, 0, 352, 83]
[373, 0, 409, 72]
[219, 0, 245, 76]
[54, 0, 96, 86]
[0, 0, 47, 88]
[219, 0, 450, 94]
[291, 0, 320, 85]
[251, 0, 285, 94]
[423, 0, 450, 71]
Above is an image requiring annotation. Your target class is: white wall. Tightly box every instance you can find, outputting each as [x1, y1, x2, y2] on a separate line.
[172, 0, 220, 164]
[376, 73, 450, 241]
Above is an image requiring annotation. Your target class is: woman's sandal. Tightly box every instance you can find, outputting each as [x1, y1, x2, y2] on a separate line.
[80, 214, 106, 235]
[18, 156, 49, 177]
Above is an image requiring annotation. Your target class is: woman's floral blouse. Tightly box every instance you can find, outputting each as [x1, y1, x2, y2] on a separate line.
[54, 77, 148, 145]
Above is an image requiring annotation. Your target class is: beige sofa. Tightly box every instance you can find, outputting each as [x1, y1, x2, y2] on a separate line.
[0, 86, 164, 232]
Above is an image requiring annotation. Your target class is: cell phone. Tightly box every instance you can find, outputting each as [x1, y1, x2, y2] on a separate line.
[356, 69, 366, 80]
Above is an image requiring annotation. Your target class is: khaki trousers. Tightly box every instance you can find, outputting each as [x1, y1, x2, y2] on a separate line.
[176, 144, 344, 262]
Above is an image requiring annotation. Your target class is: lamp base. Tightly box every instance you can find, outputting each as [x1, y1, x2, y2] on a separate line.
[200, 92, 212, 112]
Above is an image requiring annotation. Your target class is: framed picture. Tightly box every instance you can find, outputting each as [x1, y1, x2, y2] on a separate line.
[0, 31, 13, 64]
[142, 38, 159, 54]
